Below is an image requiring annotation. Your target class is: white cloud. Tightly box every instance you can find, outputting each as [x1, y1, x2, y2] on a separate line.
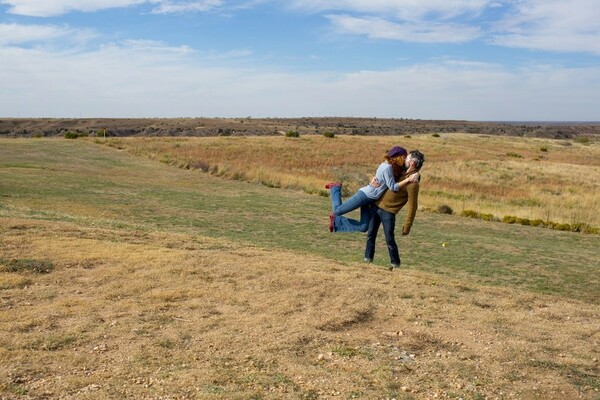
[491, 0, 600, 54]
[327, 14, 481, 43]
[0, 0, 149, 16]
[1, 39, 598, 120]
[0, 23, 97, 46]
[289, 0, 492, 21]
[0, 0, 230, 16]
[150, 0, 223, 14]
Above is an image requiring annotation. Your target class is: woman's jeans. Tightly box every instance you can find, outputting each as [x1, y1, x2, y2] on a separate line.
[330, 186, 373, 232]
[365, 206, 400, 266]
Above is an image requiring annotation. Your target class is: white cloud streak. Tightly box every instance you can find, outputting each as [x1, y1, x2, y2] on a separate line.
[1, 37, 598, 120]
[288, 0, 491, 21]
[327, 15, 481, 43]
[0, 0, 148, 17]
[491, 0, 600, 54]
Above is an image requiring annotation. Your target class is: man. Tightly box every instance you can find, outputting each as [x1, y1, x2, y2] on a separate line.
[364, 150, 424, 271]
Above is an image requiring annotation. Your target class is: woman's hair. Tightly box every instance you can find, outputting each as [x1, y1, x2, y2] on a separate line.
[384, 154, 407, 180]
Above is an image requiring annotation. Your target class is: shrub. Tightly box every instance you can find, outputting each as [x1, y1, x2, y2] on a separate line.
[432, 133, 440, 138]
[503, 215, 517, 224]
[480, 213, 496, 222]
[65, 131, 81, 139]
[540, 146, 548, 152]
[437, 205, 453, 215]
[462, 210, 479, 218]
[322, 130, 335, 138]
[190, 160, 210, 172]
[530, 219, 544, 227]
[285, 130, 300, 138]
[575, 136, 590, 144]
[554, 223, 571, 231]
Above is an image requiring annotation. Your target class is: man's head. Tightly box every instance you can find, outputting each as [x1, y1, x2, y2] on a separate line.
[406, 150, 425, 171]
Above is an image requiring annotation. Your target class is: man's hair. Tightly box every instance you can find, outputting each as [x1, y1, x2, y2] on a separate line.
[410, 150, 425, 170]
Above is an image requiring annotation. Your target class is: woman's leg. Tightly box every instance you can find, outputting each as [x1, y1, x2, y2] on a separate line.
[333, 204, 373, 232]
[364, 206, 381, 261]
[330, 186, 371, 216]
[379, 208, 400, 267]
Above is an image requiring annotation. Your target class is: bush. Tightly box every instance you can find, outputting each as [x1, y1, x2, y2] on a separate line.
[65, 131, 82, 139]
[461, 210, 479, 218]
[554, 223, 571, 231]
[432, 133, 440, 138]
[480, 213, 496, 222]
[503, 215, 517, 224]
[437, 204, 453, 215]
[540, 146, 548, 152]
[322, 130, 335, 138]
[285, 130, 300, 138]
[530, 219, 544, 227]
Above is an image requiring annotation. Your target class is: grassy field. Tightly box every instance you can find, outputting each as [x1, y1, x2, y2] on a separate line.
[1, 138, 599, 399]
[99, 134, 600, 229]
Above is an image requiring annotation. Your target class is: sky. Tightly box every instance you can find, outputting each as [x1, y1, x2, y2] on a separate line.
[1, 0, 599, 120]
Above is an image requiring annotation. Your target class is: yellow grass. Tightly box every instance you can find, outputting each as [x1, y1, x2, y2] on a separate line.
[2, 217, 599, 399]
[102, 134, 600, 227]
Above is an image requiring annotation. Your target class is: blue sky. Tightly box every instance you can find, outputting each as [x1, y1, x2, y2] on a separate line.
[1, 0, 599, 120]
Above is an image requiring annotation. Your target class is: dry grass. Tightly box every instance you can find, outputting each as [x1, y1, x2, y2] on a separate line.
[100, 134, 600, 227]
[1, 217, 599, 399]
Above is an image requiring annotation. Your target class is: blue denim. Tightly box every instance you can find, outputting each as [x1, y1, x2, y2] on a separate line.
[333, 206, 372, 232]
[330, 186, 372, 216]
[365, 206, 400, 266]
[329, 186, 375, 233]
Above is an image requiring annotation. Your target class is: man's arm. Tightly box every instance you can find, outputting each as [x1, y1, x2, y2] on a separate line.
[402, 182, 419, 235]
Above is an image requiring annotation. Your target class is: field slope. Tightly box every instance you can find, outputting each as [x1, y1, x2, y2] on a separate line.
[1, 139, 598, 399]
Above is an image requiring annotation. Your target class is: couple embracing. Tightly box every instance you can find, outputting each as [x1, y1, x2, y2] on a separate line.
[326, 146, 425, 270]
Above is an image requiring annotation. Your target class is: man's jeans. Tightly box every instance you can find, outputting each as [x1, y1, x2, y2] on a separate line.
[365, 206, 400, 266]
[330, 186, 373, 232]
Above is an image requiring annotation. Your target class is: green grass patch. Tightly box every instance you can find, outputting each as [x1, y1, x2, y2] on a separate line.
[0, 258, 54, 274]
[1, 139, 598, 303]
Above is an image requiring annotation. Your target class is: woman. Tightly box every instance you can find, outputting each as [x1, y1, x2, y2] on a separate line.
[326, 146, 419, 232]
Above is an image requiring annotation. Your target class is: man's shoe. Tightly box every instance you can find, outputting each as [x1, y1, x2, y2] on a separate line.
[388, 263, 400, 271]
[325, 182, 342, 189]
[364, 258, 373, 263]
[329, 213, 335, 233]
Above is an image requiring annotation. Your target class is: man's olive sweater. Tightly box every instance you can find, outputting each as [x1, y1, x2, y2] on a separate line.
[375, 172, 420, 232]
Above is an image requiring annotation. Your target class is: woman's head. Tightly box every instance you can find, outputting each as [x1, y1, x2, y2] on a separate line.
[384, 146, 408, 179]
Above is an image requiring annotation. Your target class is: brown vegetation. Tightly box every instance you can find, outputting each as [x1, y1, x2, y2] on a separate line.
[99, 134, 600, 228]
[1, 218, 598, 399]
[1, 117, 600, 139]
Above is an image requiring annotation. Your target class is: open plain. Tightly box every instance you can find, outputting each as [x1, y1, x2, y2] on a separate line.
[1, 137, 599, 399]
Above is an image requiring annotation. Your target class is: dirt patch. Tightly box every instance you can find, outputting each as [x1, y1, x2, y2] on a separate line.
[1, 217, 598, 399]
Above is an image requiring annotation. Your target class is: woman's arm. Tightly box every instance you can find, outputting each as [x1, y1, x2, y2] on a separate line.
[395, 172, 420, 189]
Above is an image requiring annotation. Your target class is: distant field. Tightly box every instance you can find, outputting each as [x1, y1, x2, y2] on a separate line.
[1, 139, 598, 399]
[100, 134, 600, 229]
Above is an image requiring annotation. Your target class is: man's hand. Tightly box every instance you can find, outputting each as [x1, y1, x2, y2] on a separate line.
[402, 226, 410, 235]
[370, 176, 381, 188]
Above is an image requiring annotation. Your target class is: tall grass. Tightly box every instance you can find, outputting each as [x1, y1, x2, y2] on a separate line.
[99, 134, 600, 228]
